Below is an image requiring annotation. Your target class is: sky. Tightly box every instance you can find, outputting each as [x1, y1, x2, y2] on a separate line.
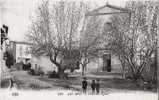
[1, 0, 129, 42]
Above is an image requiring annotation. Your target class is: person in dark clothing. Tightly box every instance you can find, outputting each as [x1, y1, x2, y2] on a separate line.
[28, 63, 31, 70]
[95, 79, 100, 94]
[82, 77, 87, 94]
[91, 80, 96, 94]
[23, 64, 27, 70]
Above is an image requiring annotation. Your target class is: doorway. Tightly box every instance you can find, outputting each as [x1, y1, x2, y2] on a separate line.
[103, 54, 111, 72]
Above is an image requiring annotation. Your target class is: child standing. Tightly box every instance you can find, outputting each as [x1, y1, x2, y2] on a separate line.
[95, 79, 100, 94]
[82, 77, 88, 94]
[91, 80, 96, 94]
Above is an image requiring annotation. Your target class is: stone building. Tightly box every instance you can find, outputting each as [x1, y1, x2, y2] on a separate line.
[9, 41, 57, 73]
[83, 49, 122, 73]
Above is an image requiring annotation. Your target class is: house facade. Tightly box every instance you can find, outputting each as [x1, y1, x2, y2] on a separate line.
[9, 41, 32, 63]
[84, 49, 122, 73]
[9, 41, 57, 73]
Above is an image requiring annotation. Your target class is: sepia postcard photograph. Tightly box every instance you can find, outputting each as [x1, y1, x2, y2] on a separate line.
[0, 0, 158, 100]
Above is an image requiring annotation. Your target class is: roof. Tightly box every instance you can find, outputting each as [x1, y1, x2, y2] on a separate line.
[86, 3, 130, 16]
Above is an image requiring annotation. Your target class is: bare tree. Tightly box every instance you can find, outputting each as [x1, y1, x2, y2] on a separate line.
[104, 1, 158, 82]
[27, 0, 105, 78]
[79, 15, 103, 76]
[27, 0, 86, 78]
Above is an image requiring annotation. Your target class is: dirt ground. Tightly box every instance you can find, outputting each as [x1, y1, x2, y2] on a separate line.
[11, 71, 157, 94]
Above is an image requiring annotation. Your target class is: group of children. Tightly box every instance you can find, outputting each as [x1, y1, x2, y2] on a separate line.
[82, 78, 100, 94]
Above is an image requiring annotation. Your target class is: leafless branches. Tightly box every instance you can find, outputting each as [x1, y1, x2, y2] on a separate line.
[104, 1, 158, 81]
[27, 0, 104, 78]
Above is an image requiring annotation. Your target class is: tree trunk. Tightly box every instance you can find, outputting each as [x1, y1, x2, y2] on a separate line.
[50, 55, 66, 79]
[120, 61, 126, 79]
[57, 68, 65, 79]
[82, 65, 84, 76]
[81, 63, 87, 76]
[122, 64, 126, 79]
[152, 49, 157, 84]
[119, 56, 126, 79]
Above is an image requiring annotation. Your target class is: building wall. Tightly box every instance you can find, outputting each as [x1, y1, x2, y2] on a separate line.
[86, 55, 122, 73]
[15, 43, 31, 63]
[31, 56, 58, 74]
[9, 41, 32, 63]
[9, 41, 58, 73]
[9, 41, 16, 63]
